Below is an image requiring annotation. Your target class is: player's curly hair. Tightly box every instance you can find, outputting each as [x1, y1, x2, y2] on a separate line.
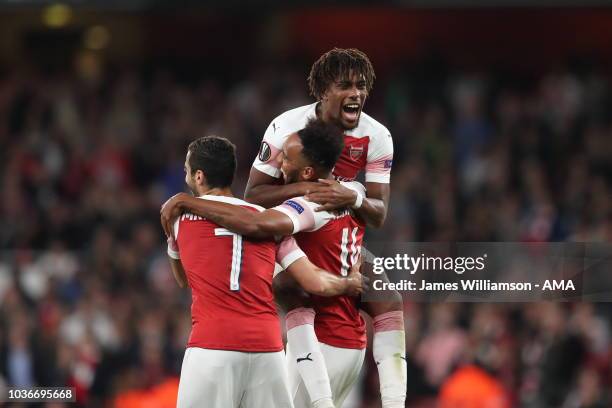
[188, 136, 236, 188]
[307, 48, 376, 100]
[297, 118, 344, 173]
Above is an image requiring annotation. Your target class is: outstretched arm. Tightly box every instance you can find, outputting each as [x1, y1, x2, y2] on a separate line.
[286, 256, 365, 297]
[160, 192, 294, 239]
[244, 167, 319, 208]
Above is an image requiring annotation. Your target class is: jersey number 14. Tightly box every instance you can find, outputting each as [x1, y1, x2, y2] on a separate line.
[340, 227, 361, 276]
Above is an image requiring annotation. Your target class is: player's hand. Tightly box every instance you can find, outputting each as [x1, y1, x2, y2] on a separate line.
[300, 181, 324, 196]
[346, 255, 370, 296]
[160, 193, 188, 238]
[305, 179, 358, 212]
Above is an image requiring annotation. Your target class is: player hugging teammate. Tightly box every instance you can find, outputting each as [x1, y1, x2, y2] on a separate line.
[162, 48, 407, 408]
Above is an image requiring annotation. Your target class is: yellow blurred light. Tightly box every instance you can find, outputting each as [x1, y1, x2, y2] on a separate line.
[43, 4, 73, 28]
[84, 26, 111, 50]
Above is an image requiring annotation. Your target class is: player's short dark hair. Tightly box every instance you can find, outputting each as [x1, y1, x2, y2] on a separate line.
[188, 136, 236, 188]
[307, 48, 376, 100]
[297, 119, 344, 173]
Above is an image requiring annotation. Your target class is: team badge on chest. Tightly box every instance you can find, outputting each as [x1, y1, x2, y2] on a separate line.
[348, 145, 364, 161]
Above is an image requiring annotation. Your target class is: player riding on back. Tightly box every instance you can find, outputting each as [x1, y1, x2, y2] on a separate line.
[246, 48, 406, 408]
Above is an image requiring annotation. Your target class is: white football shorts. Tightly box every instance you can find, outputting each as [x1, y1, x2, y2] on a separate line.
[177, 347, 293, 408]
[286, 342, 365, 408]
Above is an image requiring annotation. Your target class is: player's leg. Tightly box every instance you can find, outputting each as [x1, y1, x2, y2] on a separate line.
[319, 343, 366, 408]
[274, 271, 334, 408]
[360, 265, 407, 408]
[286, 341, 314, 408]
[243, 351, 294, 408]
[176, 347, 245, 408]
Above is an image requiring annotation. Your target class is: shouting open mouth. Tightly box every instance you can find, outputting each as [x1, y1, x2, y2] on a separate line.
[341, 101, 361, 127]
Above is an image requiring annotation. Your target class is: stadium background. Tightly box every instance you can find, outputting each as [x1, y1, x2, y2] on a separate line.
[0, 1, 610, 407]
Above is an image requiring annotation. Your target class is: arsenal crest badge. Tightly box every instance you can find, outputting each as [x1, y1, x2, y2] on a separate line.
[349, 145, 364, 161]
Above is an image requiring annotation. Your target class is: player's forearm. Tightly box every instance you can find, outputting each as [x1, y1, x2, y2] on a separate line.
[177, 195, 288, 239]
[177, 195, 265, 237]
[355, 182, 390, 228]
[298, 269, 349, 297]
[312, 270, 351, 297]
[244, 182, 311, 208]
[354, 197, 387, 228]
[168, 257, 188, 288]
[288, 258, 349, 296]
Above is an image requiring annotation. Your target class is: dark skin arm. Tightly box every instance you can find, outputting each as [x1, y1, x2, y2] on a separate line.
[168, 257, 188, 288]
[160, 192, 294, 239]
[244, 167, 319, 208]
[306, 180, 390, 228]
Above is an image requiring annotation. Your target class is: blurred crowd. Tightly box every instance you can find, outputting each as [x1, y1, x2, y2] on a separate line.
[0, 59, 610, 407]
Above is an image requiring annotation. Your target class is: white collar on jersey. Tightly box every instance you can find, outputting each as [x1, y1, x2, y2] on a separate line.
[197, 195, 265, 211]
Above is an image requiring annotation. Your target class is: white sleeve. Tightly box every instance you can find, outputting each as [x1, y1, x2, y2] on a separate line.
[166, 218, 181, 259]
[271, 197, 333, 233]
[276, 236, 306, 269]
[252, 119, 286, 178]
[365, 129, 394, 184]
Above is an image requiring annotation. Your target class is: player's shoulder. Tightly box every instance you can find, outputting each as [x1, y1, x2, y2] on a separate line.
[199, 195, 265, 212]
[270, 103, 317, 131]
[357, 111, 392, 140]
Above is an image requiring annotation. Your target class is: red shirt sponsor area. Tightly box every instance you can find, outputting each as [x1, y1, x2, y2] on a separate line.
[333, 135, 369, 181]
[177, 207, 283, 352]
[295, 216, 367, 350]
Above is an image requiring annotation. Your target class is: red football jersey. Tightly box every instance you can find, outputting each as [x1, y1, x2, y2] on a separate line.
[297, 217, 366, 349]
[169, 195, 305, 352]
[273, 183, 367, 349]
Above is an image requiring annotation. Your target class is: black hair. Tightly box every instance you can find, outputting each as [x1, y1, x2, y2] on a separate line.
[187, 136, 236, 188]
[297, 119, 344, 173]
[307, 48, 376, 100]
